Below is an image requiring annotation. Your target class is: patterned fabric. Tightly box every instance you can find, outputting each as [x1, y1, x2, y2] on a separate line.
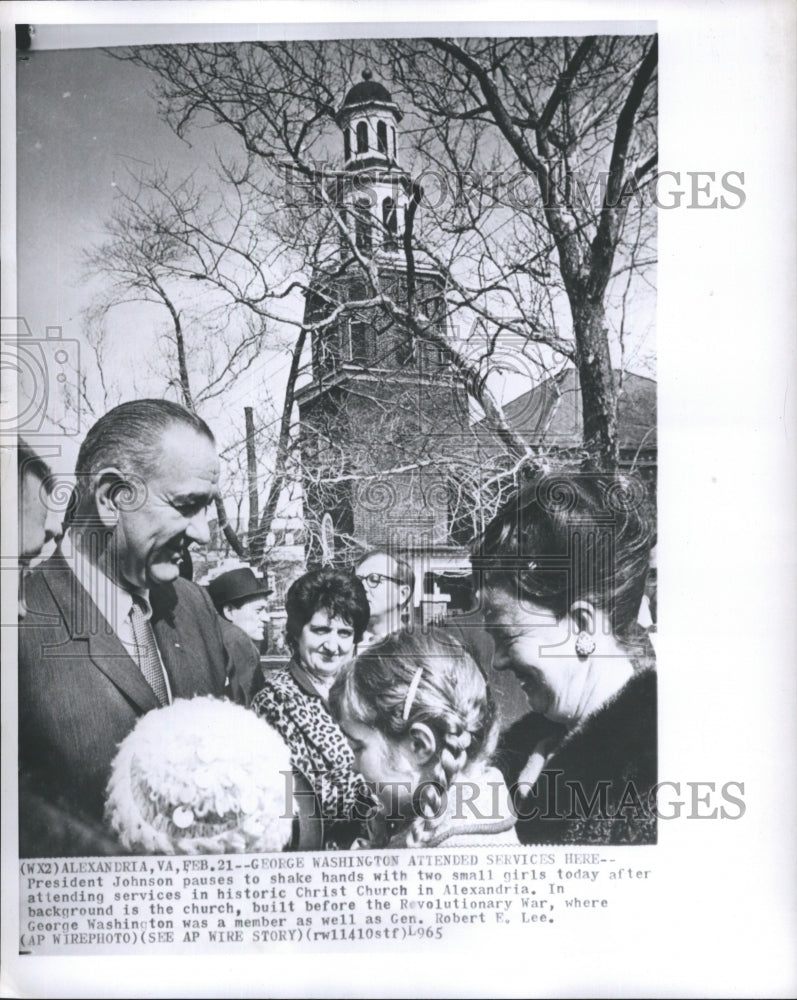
[250, 665, 364, 826]
[129, 595, 170, 706]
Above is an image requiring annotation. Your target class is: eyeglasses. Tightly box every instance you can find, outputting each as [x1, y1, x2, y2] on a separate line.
[357, 572, 400, 589]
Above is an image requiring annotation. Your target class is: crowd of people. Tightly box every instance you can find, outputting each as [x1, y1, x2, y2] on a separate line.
[16, 399, 657, 856]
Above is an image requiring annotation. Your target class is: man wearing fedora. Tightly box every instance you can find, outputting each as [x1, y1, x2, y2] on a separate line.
[207, 567, 272, 705]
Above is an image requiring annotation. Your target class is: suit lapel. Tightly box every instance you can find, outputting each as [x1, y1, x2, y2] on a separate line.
[152, 610, 192, 698]
[44, 558, 160, 713]
[150, 581, 205, 699]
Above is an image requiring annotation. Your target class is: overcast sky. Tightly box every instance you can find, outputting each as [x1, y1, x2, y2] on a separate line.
[18, 43, 298, 471]
[15, 26, 655, 481]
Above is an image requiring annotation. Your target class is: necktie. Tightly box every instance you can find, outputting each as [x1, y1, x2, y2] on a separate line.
[129, 596, 169, 706]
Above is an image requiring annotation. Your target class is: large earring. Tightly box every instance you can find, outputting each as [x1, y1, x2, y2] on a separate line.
[575, 631, 595, 659]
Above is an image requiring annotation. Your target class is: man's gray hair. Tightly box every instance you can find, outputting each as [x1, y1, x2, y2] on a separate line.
[68, 399, 214, 522]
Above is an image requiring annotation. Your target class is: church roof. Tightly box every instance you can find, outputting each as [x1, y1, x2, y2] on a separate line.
[342, 70, 394, 108]
[338, 70, 403, 124]
[475, 369, 657, 454]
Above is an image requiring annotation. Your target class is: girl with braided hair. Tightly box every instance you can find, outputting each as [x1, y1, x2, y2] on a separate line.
[329, 631, 518, 848]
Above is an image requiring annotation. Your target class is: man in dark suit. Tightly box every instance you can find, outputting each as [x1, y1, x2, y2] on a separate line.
[17, 438, 60, 569]
[207, 566, 272, 705]
[16, 438, 61, 620]
[18, 399, 238, 856]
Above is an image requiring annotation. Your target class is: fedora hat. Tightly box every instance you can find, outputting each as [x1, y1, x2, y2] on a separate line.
[207, 568, 272, 608]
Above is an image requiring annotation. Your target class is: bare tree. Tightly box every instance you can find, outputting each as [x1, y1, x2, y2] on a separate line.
[110, 42, 536, 459]
[82, 171, 277, 556]
[375, 34, 658, 470]
[113, 36, 655, 474]
[95, 35, 656, 569]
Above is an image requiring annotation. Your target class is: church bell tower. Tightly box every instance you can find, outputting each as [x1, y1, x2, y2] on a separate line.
[296, 71, 473, 568]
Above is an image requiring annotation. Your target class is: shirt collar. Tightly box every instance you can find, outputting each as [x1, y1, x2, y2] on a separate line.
[289, 658, 332, 703]
[61, 529, 151, 632]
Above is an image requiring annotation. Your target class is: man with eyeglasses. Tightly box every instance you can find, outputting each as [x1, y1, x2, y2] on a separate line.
[354, 548, 495, 677]
[354, 550, 415, 644]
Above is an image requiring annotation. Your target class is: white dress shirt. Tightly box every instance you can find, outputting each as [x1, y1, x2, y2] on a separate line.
[61, 530, 173, 702]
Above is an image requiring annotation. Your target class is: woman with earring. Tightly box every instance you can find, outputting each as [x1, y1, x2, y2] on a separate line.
[474, 470, 657, 845]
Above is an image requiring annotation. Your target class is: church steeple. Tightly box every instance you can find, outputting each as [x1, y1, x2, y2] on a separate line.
[333, 70, 411, 257]
[297, 71, 471, 571]
[335, 69, 403, 171]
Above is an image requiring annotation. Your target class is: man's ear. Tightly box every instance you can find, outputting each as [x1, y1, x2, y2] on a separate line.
[93, 469, 126, 528]
[398, 584, 411, 609]
[221, 603, 235, 623]
[569, 599, 597, 635]
[407, 722, 437, 766]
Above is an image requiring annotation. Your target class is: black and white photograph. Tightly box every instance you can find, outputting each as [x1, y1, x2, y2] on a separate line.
[1, 3, 794, 998]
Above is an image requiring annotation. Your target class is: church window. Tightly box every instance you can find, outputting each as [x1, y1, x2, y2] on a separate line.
[317, 329, 341, 372]
[392, 127, 396, 157]
[340, 317, 352, 359]
[355, 199, 372, 253]
[382, 196, 398, 249]
[377, 121, 388, 154]
[356, 121, 368, 153]
[343, 127, 350, 160]
[350, 318, 369, 364]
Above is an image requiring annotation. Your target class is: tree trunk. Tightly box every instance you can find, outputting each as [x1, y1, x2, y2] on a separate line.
[252, 326, 308, 568]
[245, 406, 259, 559]
[573, 299, 618, 472]
[214, 496, 246, 558]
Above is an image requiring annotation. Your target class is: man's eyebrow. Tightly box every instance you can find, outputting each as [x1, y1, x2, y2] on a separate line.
[171, 490, 217, 504]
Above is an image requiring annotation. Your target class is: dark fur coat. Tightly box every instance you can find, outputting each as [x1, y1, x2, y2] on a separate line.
[495, 670, 657, 845]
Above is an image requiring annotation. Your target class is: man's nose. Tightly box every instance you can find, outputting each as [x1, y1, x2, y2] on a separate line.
[492, 646, 511, 672]
[185, 506, 211, 545]
[44, 507, 62, 544]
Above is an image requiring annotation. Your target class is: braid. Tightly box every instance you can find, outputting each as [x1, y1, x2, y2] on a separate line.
[399, 711, 485, 848]
[403, 776, 445, 848]
[330, 630, 499, 849]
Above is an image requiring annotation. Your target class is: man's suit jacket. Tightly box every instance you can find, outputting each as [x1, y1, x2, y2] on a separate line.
[218, 617, 260, 708]
[19, 554, 233, 854]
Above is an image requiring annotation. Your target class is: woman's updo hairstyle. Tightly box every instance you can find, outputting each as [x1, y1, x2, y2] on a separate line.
[329, 630, 498, 848]
[473, 470, 652, 640]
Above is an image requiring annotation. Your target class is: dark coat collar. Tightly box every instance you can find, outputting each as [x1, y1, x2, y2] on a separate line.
[550, 668, 658, 788]
[288, 659, 330, 703]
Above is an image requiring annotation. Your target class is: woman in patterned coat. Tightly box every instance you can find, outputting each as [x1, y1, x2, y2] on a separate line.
[251, 567, 371, 848]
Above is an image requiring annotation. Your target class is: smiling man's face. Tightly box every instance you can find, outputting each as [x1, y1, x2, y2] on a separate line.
[110, 424, 219, 590]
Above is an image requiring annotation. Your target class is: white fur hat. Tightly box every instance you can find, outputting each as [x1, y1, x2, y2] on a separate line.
[105, 696, 295, 854]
